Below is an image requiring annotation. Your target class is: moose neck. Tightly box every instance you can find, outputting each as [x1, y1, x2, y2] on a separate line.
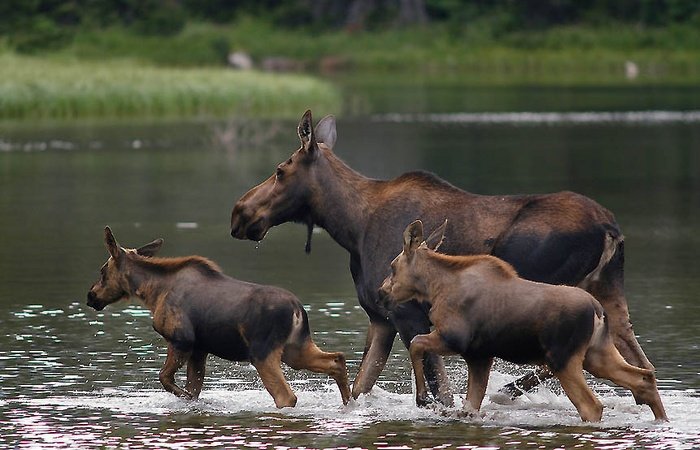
[419, 253, 461, 304]
[310, 150, 378, 256]
[124, 259, 177, 313]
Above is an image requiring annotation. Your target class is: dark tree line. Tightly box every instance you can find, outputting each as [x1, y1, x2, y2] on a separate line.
[2, 0, 699, 52]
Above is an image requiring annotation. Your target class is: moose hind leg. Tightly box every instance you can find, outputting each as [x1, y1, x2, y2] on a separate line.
[584, 240, 653, 371]
[584, 339, 668, 421]
[555, 355, 603, 422]
[352, 318, 397, 400]
[160, 344, 194, 399]
[497, 365, 553, 401]
[253, 348, 297, 408]
[283, 339, 351, 405]
[185, 350, 208, 400]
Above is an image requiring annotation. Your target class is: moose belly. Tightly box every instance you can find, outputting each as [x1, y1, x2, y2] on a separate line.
[195, 327, 250, 362]
[446, 330, 546, 365]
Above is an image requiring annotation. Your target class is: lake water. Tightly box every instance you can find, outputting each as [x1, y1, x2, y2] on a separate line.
[1, 83, 699, 449]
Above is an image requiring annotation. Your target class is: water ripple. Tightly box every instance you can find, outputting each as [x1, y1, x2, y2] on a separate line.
[373, 110, 700, 125]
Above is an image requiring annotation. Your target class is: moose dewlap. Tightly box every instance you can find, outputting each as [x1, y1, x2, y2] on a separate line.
[87, 227, 350, 408]
[380, 220, 667, 422]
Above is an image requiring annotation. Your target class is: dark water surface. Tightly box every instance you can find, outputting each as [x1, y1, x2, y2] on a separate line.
[1, 84, 700, 448]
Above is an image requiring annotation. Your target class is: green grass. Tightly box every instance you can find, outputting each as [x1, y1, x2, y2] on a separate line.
[0, 54, 341, 120]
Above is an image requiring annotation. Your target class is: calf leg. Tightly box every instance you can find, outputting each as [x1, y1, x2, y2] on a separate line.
[185, 350, 208, 400]
[283, 339, 351, 405]
[352, 318, 397, 399]
[409, 331, 456, 407]
[160, 344, 194, 399]
[584, 339, 668, 421]
[252, 348, 297, 408]
[395, 305, 453, 406]
[554, 355, 603, 422]
[464, 358, 494, 414]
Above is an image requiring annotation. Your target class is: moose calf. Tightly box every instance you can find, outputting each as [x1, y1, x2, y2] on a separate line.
[87, 227, 351, 408]
[379, 220, 667, 422]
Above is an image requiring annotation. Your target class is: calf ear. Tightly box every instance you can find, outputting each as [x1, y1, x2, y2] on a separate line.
[425, 219, 448, 251]
[297, 110, 318, 155]
[315, 114, 337, 149]
[403, 220, 424, 255]
[104, 226, 123, 260]
[136, 238, 164, 257]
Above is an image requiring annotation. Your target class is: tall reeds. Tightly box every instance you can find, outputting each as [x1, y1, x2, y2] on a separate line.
[0, 55, 341, 120]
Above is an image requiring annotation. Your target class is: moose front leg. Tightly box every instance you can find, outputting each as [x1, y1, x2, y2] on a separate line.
[464, 358, 493, 414]
[409, 331, 455, 407]
[352, 319, 397, 399]
[395, 304, 454, 406]
[185, 350, 208, 400]
[160, 344, 194, 399]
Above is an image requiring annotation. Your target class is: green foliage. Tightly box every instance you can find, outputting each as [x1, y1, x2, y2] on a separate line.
[10, 16, 74, 54]
[130, 0, 186, 36]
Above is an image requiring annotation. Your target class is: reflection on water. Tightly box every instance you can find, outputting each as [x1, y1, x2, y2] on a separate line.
[1, 84, 700, 448]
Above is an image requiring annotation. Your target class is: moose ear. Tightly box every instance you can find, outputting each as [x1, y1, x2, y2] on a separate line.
[403, 220, 424, 255]
[425, 219, 448, 251]
[104, 226, 123, 260]
[314, 114, 337, 149]
[136, 238, 164, 257]
[297, 109, 317, 154]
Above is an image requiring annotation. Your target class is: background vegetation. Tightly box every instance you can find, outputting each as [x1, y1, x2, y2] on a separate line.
[1, 1, 699, 119]
[0, 0, 700, 66]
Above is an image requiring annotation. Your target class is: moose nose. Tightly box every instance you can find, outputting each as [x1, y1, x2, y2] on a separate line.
[86, 290, 97, 306]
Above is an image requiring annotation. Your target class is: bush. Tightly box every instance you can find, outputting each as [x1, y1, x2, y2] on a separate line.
[11, 16, 74, 54]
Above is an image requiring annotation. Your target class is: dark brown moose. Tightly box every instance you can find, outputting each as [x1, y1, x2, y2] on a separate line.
[230, 110, 657, 405]
[87, 227, 351, 408]
[379, 220, 667, 422]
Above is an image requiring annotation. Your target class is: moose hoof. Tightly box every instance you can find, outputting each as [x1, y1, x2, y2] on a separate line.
[437, 392, 454, 407]
[416, 395, 433, 408]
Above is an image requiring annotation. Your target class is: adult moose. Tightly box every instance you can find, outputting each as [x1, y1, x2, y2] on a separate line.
[230, 110, 657, 405]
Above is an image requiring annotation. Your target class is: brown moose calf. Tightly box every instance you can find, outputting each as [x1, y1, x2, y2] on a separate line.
[379, 220, 667, 422]
[87, 227, 351, 408]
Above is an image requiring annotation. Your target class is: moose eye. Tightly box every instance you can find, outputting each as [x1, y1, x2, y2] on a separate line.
[275, 167, 284, 180]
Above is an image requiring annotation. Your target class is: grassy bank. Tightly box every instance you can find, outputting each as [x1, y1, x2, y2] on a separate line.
[3, 19, 699, 120]
[57, 19, 700, 84]
[0, 54, 341, 120]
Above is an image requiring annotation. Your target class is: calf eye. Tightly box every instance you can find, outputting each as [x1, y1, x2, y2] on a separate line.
[276, 167, 284, 180]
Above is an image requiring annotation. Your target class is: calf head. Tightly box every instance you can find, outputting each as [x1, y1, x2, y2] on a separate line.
[379, 219, 447, 304]
[87, 227, 163, 311]
[230, 110, 337, 252]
